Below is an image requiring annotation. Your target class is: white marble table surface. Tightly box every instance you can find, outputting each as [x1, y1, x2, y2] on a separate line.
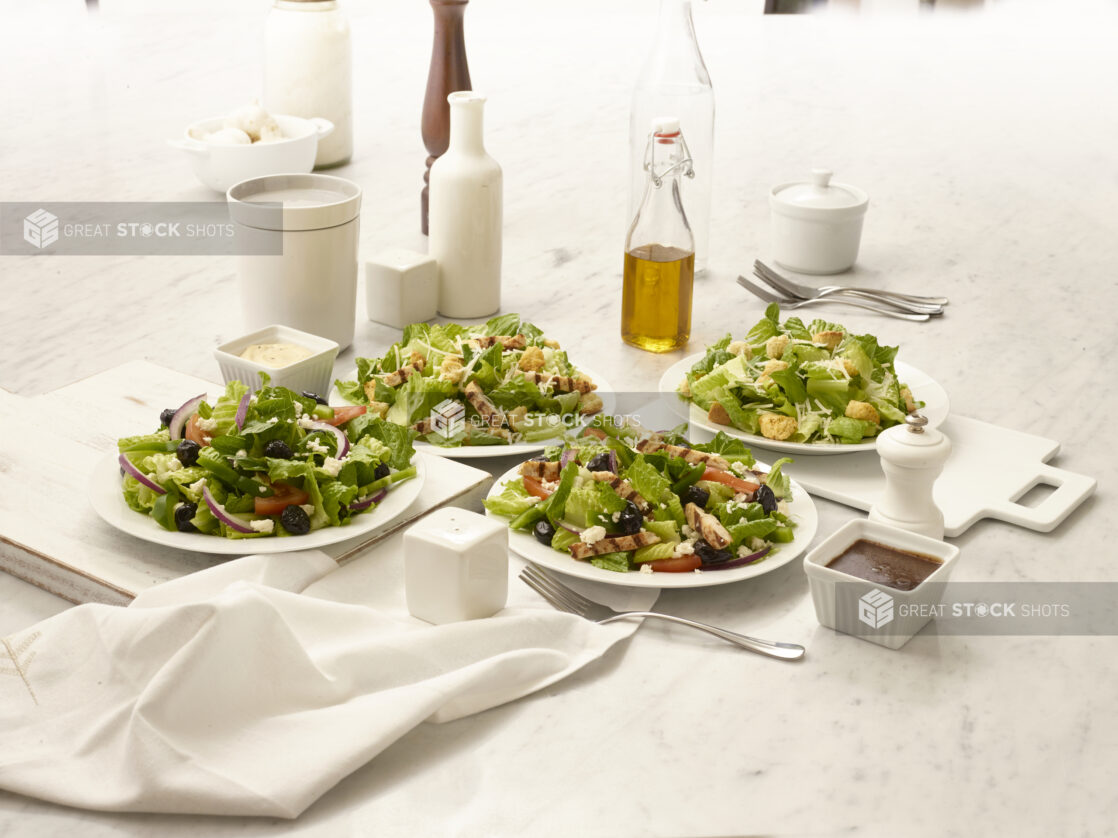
[1, 0, 1116, 835]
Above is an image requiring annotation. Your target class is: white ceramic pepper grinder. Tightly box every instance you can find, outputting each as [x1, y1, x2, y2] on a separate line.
[868, 413, 952, 540]
[428, 91, 503, 318]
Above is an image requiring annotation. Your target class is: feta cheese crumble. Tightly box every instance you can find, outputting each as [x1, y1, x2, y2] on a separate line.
[320, 457, 344, 477]
[306, 438, 328, 455]
[639, 563, 654, 574]
[580, 525, 607, 545]
[673, 541, 696, 557]
[196, 416, 218, 432]
[250, 519, 275, 534]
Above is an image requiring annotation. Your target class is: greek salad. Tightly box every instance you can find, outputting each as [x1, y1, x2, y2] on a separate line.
[484, 419, 797, 573]
[680, 303, 922, 445]
[334, 314, 602, 446]
[116, 379, 417, 538]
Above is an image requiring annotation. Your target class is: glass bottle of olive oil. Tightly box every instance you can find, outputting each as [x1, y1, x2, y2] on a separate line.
[622, 117, 695, 352]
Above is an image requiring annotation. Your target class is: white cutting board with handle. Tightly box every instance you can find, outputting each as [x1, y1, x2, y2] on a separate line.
[694, 416, 1096, 537]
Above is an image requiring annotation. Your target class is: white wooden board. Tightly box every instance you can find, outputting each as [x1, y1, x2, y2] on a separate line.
[0, 362, 492, 604]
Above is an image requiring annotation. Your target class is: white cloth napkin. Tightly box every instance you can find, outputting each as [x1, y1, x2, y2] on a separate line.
[0, 548, 657, 818]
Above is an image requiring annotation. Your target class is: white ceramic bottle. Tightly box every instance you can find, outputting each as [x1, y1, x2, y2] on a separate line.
[869, 413, 953, 540]
[428, 91, 502, 318]
[263, 0, 353, 168]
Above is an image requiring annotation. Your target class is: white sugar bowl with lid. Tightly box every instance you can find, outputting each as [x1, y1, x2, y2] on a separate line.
[769, 168, 869, 275]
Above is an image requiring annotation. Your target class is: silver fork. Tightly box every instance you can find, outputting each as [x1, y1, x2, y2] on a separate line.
[737, 274, 932, 322]
[520, 564, 805, 661]
[754, 260, 948, 311]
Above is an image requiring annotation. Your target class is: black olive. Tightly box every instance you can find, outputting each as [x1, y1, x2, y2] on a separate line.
[694, 540, 733, 566]
[174, 502, 198, 533]
[176, 440, 201, 467]
[755, 484, 778, 514]
[586, 452, 612, 473]
[615, 501, 642, 535]
[263, 439, 293, 459]
[682, 484, 710, 510]
[302, 391, 328, 406]
[159, 408, 176, 427]
[373, 462, 391, 481]
[280, 504, 311, 535]
[534, 519, 557, 546]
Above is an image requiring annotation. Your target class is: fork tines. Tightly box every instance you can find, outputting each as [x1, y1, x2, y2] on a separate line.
[520, 564, 592, 617]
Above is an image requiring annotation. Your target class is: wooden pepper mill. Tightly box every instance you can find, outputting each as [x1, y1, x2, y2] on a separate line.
[421, 0, 472, 235]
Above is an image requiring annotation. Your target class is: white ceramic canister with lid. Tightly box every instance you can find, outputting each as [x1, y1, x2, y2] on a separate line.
[769, 168, 868, 275]
[263, 0, 353, 168]
[228, 173, 361, 350]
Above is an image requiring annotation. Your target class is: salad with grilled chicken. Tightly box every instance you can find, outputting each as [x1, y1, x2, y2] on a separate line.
[334, 314, 602, 446]
[484, 419, 797, 573]
[680, 303, 922, 445]
[116, 378, 416, 538]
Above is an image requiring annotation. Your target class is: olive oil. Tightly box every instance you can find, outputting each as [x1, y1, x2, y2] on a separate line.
[621, 243, 694, 352]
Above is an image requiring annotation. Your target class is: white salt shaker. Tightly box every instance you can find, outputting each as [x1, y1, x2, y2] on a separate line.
[365, 249, 438, 329]
[869, 413, 952, 540]
[403, 507, 508, 625]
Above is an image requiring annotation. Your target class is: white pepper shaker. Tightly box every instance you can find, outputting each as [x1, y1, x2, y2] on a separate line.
[868, 413, 952, 540]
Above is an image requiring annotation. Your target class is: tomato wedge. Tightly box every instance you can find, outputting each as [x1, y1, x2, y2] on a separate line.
[184, 413, 211, 446]
[701, 467, 759, 495]
[254, 481, 310, 515]
[647, 554, 703, 573]
[523, 476, 552, 500]
[324, 405, 367, 426]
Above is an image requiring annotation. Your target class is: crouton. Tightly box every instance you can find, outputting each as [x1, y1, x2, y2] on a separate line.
[543, 338, 561, 349]
[408, 350, 426, 368]
[678, 377, 692, 398]
[759, 413, 797, 441]
[763, 359, 789, 376]
[841, 358, 858, 377]
[439, 354, 465, 384]
[474, 334, 526, 350]
[367, 401, 390, 419]
[506, 405, 528, 428]
[728, 340, 752, 358]
[813, 330, 844, 351]
[766, 334, 790, 359]
[518, 345, 546, 372]
[755, 374, 774, 390]
[901, 387, 917, 413]
[708, 402, 732, 426]
[845, 400, 880, 424]
[579, 392, 603, 415]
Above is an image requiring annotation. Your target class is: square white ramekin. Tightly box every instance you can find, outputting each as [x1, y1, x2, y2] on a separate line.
[214, 324, 339, 397]
[803, 519, 961, 650]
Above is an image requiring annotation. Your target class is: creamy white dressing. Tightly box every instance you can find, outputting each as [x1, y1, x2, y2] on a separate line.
[239, 342, 313, 368]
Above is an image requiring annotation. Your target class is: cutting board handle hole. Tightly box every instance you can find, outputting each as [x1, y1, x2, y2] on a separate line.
[1013, 480, 1057, 509]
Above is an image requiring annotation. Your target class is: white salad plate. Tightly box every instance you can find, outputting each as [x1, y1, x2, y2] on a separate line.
[484, 462, 819, 589]
[331, 365, 614, 460]
[88, 450, 426, 555]
[658, 355, 949, 456]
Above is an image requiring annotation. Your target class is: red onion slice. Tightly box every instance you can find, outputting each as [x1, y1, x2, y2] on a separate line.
[118, 453, 166, 495]
[606, 449, 619, 474]
[169, 393, 206, 440]
[702, 545, 771, 571]
[234, 392, 251, 430]
[350, 488, 388, 511]
[559, 448, 578, 469]
[304, 420, 349, 458]
[202, 484, 255, 534]
[558, 521, 585, 534]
